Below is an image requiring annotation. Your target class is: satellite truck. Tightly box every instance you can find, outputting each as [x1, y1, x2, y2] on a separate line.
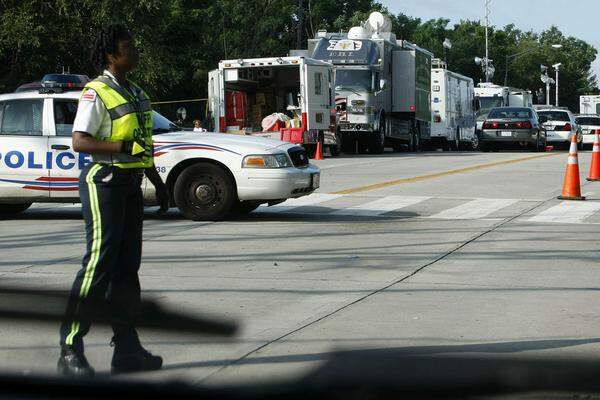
[430, 58, 477, 150]
[474, 82, 533, 134]
[307, 12, 433, 153]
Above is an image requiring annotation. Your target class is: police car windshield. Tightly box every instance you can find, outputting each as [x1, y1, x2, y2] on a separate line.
[152, 111, 182, 134]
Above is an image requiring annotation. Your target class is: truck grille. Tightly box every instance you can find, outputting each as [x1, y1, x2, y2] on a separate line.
[287, 147, 309, 168]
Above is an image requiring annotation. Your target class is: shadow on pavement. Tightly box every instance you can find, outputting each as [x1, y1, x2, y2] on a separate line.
[160, 337, 600, 370]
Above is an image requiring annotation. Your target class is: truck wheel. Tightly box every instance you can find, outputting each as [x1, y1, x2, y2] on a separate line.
[0, 202, 32, 217]
[371, 123, 386, 154]
[409, 131, 420, 152]
[174, 163, 236, 221]
[231, 200, 262, 216]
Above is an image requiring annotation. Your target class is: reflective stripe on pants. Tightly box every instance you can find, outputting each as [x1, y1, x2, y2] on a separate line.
[59, 163, 144, 353]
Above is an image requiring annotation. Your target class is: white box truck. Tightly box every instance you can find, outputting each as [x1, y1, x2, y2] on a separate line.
[208, 57, 334, 154]
[430, 59, 477, 150]
[580, 95, 600, 114]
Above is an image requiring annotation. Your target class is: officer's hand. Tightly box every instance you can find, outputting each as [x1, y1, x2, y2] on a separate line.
[156, 183, 169, 216]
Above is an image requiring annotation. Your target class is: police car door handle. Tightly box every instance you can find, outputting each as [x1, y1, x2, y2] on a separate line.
[51, 144, 70, 150]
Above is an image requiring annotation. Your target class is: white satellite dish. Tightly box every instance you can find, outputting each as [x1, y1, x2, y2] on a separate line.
[367, 12, 391, 34]
[348, 26, 369, 40]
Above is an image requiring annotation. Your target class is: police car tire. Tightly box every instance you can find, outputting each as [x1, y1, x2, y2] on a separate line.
[174, 163, 235, 221]
[0, 203, 32, 216]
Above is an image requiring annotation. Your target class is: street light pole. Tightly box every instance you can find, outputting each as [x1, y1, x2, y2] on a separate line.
[553, 63, 562, 107]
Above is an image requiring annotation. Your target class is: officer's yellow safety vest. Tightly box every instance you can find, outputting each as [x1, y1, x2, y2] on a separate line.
[83, 76, 154, 169]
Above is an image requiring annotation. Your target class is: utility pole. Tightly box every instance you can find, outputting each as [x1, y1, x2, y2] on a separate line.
[297, 0, 303, 50]
[484, 0, 491, 82]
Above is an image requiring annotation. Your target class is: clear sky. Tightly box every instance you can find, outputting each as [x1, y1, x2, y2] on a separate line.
[379, 0, 600, 80]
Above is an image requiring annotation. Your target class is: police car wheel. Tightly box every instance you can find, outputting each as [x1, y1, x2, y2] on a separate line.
[174, 163, 235, 221]
[0, 203, 32, 216]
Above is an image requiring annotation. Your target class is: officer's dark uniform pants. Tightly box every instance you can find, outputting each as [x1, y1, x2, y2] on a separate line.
[60, 163, 144, 354]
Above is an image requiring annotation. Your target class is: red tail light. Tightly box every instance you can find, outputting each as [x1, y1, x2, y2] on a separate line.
[483, 121, 499, 129]
[558, 123, 572, 131]
[515, 121, 532, 129]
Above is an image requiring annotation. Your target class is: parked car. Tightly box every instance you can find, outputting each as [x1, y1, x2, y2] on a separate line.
[535, 107, 582, 149]
[575, 114, 600, 149]
[479, 107, 547, 152]
[0, 75, 320, 220]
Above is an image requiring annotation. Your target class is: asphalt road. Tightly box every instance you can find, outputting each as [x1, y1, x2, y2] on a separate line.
[1, 149, 600, 386]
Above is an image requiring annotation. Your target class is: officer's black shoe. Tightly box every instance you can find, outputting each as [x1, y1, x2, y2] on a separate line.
[57, 346, 95, 377]
[110, 337, 163, 374]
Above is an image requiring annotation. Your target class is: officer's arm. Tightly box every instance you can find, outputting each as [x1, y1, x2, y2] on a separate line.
[72, 132, 125, 154]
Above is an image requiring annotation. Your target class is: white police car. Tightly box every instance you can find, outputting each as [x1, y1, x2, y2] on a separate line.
[0, 75, 320, 220]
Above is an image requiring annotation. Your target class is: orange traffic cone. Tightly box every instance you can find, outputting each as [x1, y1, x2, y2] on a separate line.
[558, 133, 585, 200]
[313, 141, 324, 160]
[587, 129, 600, 181]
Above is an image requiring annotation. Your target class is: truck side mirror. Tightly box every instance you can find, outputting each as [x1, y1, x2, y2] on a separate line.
[379, 79, 387, 90]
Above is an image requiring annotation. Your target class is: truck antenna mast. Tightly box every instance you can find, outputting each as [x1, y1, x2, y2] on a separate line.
[484, 0, 491, 82]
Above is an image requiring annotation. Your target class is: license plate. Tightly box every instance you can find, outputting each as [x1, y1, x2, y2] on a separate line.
[311, 173, 320, 189]
[501, 131, 512, 137]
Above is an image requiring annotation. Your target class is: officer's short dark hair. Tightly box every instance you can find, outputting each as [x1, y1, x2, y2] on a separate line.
[90, 23, 132, 73]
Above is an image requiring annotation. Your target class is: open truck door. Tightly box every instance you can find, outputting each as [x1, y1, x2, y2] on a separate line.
[208, 69, 223, 132]
[302, 64, 333, 134]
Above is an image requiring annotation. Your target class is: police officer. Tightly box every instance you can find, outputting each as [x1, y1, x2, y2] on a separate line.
[58, 24, 168, 376]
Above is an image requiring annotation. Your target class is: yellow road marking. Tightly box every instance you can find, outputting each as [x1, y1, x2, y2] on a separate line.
[333, 153, 560, 195]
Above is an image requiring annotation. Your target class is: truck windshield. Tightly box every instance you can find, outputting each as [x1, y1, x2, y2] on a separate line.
[335, 70, 373, 92]
[478, 97, 504, 118]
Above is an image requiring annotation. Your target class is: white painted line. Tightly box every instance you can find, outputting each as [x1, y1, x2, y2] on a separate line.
[332, 196, 430, 217]
[255, 193, 342, 213]
[528, 201, 600, 224]
[428, 198, 519, 220]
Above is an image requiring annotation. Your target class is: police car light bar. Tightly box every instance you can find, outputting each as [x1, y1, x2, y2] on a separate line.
[39, 73, 89, 93]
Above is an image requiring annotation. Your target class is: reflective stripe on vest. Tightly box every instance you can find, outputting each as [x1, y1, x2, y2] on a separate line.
[83, 76, 154, 169]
